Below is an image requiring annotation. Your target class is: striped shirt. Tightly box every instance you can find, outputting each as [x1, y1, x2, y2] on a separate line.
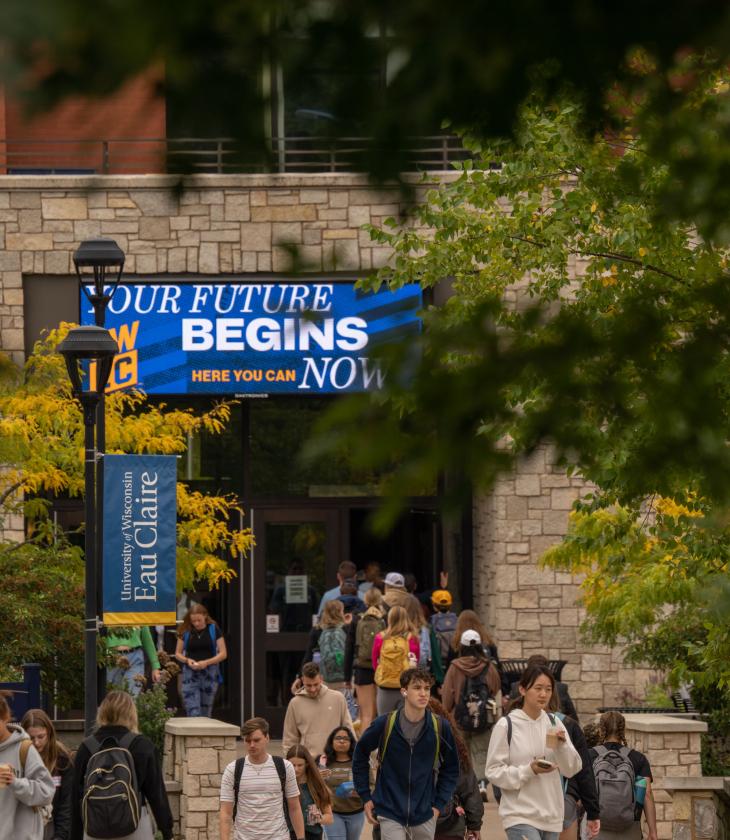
[221, 755, 298, 840]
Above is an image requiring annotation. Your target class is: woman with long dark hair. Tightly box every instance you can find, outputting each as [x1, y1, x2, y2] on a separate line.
[285, 745, 333, 840]
[320, 726, 364, 840]
[174, 603, 227, 717]
[486, 665, 581, 840]
[428, 698, 483, 840]
[21, 709, 73, 840]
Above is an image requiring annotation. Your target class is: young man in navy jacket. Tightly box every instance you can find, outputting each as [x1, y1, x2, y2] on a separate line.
[353, 667, 460, 840]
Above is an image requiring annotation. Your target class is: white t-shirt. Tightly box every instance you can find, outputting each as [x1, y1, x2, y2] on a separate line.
[221, 755, 299, 840]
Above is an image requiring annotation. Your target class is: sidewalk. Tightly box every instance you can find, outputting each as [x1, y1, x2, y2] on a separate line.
[262, 741, 507, 840]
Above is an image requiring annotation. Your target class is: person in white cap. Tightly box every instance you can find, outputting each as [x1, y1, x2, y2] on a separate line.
[382, 572, 411, 612]
[442, 629, 502, 799]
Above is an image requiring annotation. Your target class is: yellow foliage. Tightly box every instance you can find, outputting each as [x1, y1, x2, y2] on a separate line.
[1, 326, 251, 592]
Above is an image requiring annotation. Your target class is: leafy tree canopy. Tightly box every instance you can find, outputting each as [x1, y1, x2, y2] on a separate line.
[3, 3, 730, 236]
[0, 324, 251, 591]
[312, 91, 730, 525]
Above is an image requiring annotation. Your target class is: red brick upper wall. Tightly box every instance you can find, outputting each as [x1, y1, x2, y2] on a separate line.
[1, 67, 166, 174]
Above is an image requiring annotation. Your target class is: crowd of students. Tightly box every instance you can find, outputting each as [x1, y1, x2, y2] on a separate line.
[0, 571, 659, 840]
[268, 569, 660, 840]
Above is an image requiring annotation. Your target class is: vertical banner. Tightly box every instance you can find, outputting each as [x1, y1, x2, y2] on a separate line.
[103, 454, 177, 626]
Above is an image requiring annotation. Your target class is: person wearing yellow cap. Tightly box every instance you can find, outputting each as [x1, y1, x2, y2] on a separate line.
[430, 590, 457, 669]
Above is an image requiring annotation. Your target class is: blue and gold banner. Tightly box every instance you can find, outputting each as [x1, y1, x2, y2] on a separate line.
[80, 279, 422, 394]
[103, 454, 177, 626]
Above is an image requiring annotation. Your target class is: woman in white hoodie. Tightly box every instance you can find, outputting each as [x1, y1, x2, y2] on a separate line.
[486, 664, 582, 840]
[0, 691, 55, 840]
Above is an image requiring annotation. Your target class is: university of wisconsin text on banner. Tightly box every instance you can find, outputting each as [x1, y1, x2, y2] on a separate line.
[103, 454, 177, 626]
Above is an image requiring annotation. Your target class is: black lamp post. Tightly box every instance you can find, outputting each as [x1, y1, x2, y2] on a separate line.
[73, 238, 126, 712]
[58, 326, 119, 733]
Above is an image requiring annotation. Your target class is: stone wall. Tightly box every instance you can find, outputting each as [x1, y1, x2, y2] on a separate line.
[473, 447, 657, 714]
[618, 714, 729, 840]
[164, 717, 240, 840]
[0, 172, 434, 365]
[0, 172, 652, 706]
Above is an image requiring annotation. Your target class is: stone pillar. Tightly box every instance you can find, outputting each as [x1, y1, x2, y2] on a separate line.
[659, 778, 730, 840]
[164, 716, 240, 840]
[622, 714, 709, 840]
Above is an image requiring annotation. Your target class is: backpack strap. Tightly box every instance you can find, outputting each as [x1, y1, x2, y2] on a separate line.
[19, 739, 31, 774]
[273, 755, 295, 837]
[183, 631, 190, 653]
[208, 623, 218, 655]
[117, 732, 138, 751]
[232, 757, 245, 821]
[430, 712, 442, 772]
[594, 745, 609, 758]
[377, 710, 399, 768]
[506, 714, 513, 746]
[83, 735, 103, 755]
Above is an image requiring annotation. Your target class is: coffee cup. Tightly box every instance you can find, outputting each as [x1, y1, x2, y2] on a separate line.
[0, 763, 12, 788]
[545, 729, 559, 750]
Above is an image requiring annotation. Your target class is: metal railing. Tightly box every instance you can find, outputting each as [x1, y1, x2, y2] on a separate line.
[0, 135, 468, 175]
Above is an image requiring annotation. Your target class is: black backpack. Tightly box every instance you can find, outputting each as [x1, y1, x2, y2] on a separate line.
[81, 732, 141, 839]
[454, 666, 495, 733]
[233, 755, 296, 840]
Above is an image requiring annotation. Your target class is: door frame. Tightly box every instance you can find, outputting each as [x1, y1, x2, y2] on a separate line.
[242, 506, 340, 731]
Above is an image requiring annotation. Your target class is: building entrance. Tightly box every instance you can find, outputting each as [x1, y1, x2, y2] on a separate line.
[239, 503, 444, 734]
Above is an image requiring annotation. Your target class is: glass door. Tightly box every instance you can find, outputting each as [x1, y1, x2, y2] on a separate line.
[246, 508, 339, 734]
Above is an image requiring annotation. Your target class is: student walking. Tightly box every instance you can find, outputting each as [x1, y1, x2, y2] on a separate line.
[105, 626, 161, 697]
[486, 665, 582, 840]
[372, 605, 420, 715]
[428, 698, 483, 840]
[220, 717, 305, 840]
[429, 591, 458, 671]
[441, 629, 502, 796]
[303, 601, 349, 688]
[0, 693, 54, 840]
[175, 603, 228, 717]
[283, 663, 354, 758]
[21, 709, 73, 840]
[404, 596, 444, 685]
[352, 667, 460, 840]
[285, 746, 334, 840]
[70, 691, 173, 840]
[590, 712, 657, 840]
[344, 587, 386, 733]
[320, 727, 364, 840]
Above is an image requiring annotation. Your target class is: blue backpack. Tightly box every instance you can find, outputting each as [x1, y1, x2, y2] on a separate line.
[183, 624, 224, 684]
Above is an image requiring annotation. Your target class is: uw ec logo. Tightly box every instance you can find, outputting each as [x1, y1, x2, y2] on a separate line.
[89, 321, 140, 393]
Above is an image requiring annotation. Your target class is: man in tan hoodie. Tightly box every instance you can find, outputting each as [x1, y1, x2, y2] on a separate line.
[282, 661, 354, 757]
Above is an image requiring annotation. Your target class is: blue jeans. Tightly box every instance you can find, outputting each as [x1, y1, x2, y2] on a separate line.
[506, 825, 559, 840]
[325, 811, 365, 840]
[182, 663, 220, 716]
[106, 647, 145, 697]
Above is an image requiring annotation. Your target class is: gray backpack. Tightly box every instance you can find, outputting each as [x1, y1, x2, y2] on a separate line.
[592, 745, 636, 831]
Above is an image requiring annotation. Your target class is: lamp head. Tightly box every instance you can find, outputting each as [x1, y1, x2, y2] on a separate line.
[74, 238, 125, 312]
[57, 325, 119, 395]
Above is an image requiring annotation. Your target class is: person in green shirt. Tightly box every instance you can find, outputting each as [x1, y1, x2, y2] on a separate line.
[105, 626, 161, 696]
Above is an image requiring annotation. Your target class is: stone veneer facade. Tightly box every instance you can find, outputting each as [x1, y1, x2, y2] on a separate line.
[0, 173, 653, 713]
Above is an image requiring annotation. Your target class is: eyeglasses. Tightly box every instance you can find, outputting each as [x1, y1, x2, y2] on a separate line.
[333, 735, 351, 741]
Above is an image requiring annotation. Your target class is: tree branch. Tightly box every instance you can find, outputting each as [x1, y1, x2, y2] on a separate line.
[0, 480, 24, 510]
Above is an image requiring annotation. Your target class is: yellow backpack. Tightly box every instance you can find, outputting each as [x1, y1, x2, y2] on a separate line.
[374, 635, 411, 688]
